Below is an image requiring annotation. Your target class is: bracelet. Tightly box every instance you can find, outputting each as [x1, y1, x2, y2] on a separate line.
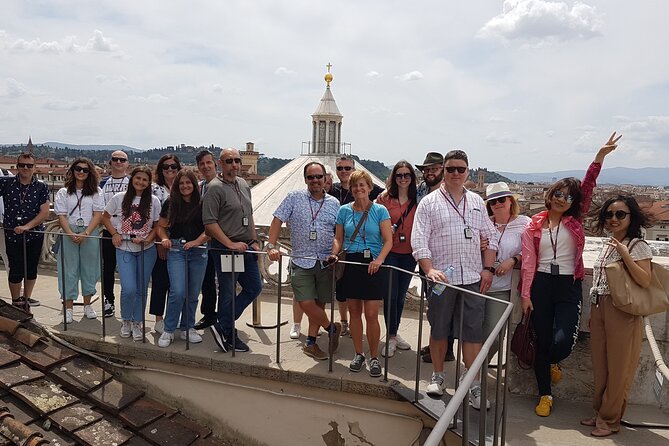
[111, 232, 119, 237]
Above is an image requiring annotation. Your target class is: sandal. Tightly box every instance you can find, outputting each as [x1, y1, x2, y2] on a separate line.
[580, 417, 596, 427]
[591, 427, 618, 437]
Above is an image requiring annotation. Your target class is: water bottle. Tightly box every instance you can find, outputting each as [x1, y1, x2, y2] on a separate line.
[432, 266, 455, 296]
[445, 265, 455, 283]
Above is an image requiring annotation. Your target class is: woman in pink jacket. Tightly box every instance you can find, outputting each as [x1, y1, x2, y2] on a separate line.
[520, 132, 621, 418]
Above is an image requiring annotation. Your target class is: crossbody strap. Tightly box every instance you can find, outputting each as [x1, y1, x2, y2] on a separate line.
[340, 203, 372, 254]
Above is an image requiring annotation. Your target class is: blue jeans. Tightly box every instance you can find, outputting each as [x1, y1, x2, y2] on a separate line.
[384, 252, 416, 337]
[213, 241, 263, 334]
[164, 240, 208, 333]
[116, 246, 157, 322]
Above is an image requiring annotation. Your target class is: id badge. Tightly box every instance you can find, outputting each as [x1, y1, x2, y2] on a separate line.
[76, 218, 85, 228]
[363, 248, 371, 259]
[464, 227, 473, 239]
[242, 216, 249, 227]
[399, 233, 406, 243]
[550, 263, 560, 275]
[309, 230, 317, 241]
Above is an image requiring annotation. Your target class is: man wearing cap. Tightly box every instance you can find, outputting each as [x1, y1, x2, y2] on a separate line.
[412, 149, 498, 409]
[415, 152, 444, 202]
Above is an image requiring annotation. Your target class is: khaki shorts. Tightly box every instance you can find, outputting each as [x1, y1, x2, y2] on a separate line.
[290, 262, 333, 303]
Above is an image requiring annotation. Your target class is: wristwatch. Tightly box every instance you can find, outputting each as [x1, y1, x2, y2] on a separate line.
[483, 266, 496, 274]
[265, 243, 276, 251]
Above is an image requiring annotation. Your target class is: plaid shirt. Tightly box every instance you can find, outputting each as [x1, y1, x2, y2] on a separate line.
[412, 186, 497, 286]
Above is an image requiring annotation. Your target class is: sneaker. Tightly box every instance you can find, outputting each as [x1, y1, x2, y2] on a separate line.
[131, 322, 144, 342]
[469, 384, 490, 410]
[290, 323, 301, 339]
[381, 338, 397, 358]
[349, 353, 365, 372]
[65, 309, 73, 324]
[103, 300, 115, 318]
[340, 320, 350, 337]
[180, 328, 203, 343]
[328, 322, 341, 353]
[154, 319, 164, 334]
[27, 297, 40, 307]
[223, 329, 250, 352]
[368, 358, 382, 377]
[550, 364, 562, 384]
[84, 305, 97, 319]
[445, 350, 456, 362]
[158, 331, 174, 348]
[395, 335, 411, 350]
[194, 316, 216, 330]
[120, 320, 132, 338]
[11, 298, 31, 313]
[535, 395, 553, 417]
[210, 325, 228, 352]
[303, 343, 328, 360]
[426, 373, 446, 397]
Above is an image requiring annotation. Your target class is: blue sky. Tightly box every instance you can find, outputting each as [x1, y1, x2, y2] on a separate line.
[1, 0, 668, 172]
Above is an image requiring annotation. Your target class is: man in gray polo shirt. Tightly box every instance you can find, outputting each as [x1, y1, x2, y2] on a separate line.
[203, 148, 261, 353]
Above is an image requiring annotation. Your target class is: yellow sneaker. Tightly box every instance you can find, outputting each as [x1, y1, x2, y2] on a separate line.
[550, 364, 562, 384]
[535, 395, 553, 417]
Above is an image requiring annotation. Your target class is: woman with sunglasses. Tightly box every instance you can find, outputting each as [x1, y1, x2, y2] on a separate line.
[521, 132, 621, 418]
[54, 157, 104, 323]
[150, 155, 182, 333]
[102, 166, 161, 341]
[378, 161, 418, 357]
[582, 195, 652, 437]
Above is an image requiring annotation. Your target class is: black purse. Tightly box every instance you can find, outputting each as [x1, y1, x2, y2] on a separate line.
[510, 309, 536, 369]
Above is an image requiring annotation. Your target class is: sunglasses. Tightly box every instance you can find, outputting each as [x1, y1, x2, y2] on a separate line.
[423, 166, 442, 174]
[445, 166, 467, 174]
[395, 173, 412, 179]
[17, 163, 34, 169]
[552, 190, 573, 203]
[223, 158, 242, 165]
[73, 166, 90, 173]
[488, 196, 508, 205]
[162, 164, 179, 171]
[306, 174, 324, 180]
[336, 166, 353, 171]
[111, 157, 128, 163]
[605, 210, 630, 220]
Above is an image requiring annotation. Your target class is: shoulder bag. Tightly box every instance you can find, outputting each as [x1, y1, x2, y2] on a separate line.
[510, 309, 536, 369]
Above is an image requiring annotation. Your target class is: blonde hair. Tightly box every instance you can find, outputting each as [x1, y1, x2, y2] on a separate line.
[348, 170, 373, 189]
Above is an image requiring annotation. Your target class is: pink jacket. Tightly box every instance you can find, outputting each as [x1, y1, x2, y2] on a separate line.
[520, 162, 602, 299]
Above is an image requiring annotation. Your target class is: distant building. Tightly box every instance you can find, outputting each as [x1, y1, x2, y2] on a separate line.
[644, 200, 669, 241]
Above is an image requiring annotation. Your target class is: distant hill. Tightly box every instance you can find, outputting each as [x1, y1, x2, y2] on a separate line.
[43, 142, 143, 152]
[499, 167, 669, 187]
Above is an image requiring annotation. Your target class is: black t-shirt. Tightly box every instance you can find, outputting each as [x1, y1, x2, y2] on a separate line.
[328, 182, 384, 205]
[159, 199, 205, 242]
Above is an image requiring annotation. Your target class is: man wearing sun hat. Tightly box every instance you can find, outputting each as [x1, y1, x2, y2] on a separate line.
[415, 152, 444, 202]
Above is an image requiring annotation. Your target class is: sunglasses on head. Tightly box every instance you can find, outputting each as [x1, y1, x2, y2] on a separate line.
[223, 158, 242, 164]
[306, 174, 324, 180]
[111, 157, 127, 163]
[605, 210, 630, 220]
[73, 166, 90, 173]
[17, 163, 34, 169]
[488, 196, 508, 205]
[336, 165, 353, 171]
[161, 163, 179, 171]
[445, 166, 467, 174]
[552, 190, 573, 203]
[395, 172, 412, 179]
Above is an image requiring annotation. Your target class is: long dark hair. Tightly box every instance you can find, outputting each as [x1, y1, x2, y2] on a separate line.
[154, 154, 181, 187]
[122, 166, 153, 222]
[64, 157, 99, 196]
[386, 160, 417, 200]
[167, 169, 202, 227]
[544, 177, 583, 219]
[591, 195, 653, 239]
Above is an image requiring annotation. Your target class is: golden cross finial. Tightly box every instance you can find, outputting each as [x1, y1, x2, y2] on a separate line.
[326, 62, 332, 73]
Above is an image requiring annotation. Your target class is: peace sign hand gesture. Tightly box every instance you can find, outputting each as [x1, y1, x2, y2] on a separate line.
[595, 131, 622, 163]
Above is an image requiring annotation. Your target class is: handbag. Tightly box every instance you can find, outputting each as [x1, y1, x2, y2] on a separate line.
[334, 203, 372, 281]
[604, 239, 669, 316]
[510, 309, 536, 369]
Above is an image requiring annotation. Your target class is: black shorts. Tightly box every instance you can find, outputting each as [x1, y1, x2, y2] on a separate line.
[337, 252, 389, 301]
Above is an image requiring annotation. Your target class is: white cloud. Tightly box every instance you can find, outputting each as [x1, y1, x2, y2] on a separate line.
[486, 133, 522, 144]
[83, 30, 119, 52]
[614, 115, 669, 143]
[479, 0, 602, 43]
[43, 97, 99, 111]
[4, 78, 27, 98]
[397, 70, 423, 81]
[546, 130, 555, 137]
[128, 94, 168, 103]
[366, 71, 381, 79]
[212, 84, 223, 93]
[10, 38, 64, 53]
[274, 66, 296, 76]
[8, 30, 122, 55]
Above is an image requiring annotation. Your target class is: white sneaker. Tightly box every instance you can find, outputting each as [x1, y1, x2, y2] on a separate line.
[120, 320, 132, 338]
[180, 328, 203, 343]
[469, 384, 491, 410]
[65, 309, 73, 324]
[381, 338, 397, 358]
[84, 305, 97, 319]
[154, 319, 164, 334]
[131, 322, 144, 342]
[158, 331, 174, 348]
[290, 323, 301, 339]
[426, 372, 446, 397]
[395, 334, 411, 350]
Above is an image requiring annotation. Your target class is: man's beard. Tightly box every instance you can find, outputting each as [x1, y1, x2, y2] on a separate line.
[425, 173, 443, 188]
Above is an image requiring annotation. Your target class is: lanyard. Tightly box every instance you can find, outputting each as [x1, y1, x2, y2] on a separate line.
[350, 207, 368, 244]
[439, 187, 467, 226]
[494, 219, 509, 261]
[548, 219, 561, 262]
[68, 191, 85, 217]
[222, 177, 247, 217]
[19, 182, 30, 205]
[394, 199, 415, 230]
[308, 195, 325, 226]
[339, 186, 350, 204]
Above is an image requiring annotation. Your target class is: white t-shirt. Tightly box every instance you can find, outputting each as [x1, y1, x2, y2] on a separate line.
[490, 215, 531, 292]
[54, 187, 105, 229]
[538, 222, 577, 275]
[105, 192, 161, 253]
[151, 183, 170, 205]
[101, 176, 130, 228]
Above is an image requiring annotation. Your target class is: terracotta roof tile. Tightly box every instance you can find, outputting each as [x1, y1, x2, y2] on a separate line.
[0, 348, 20, 368]
[48, 403, 103, 433]
[0, 362, 44, 388]
[48, 357, 112, 394]
[170, 413, 212, 439]
[10, 378, 79, 415]
[0, 393, 40, 425]
[118, 397, 174, 430]
[139, 416, 200, 446]
[73, 418, 134, 446]
[87, 379, 144, 414]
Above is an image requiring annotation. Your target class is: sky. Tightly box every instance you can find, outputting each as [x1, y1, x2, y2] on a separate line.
[1, 0, 669, 172]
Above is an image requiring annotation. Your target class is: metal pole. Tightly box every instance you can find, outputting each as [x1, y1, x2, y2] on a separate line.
[140, 243, 145, 344]
[414, 274, 426, 403]
[329, 266, 336, 373]
[231, 251, 236, 357]
[493, 320, 505, 446]
[184, 242, 190, 351]
[480, 356, 489, 446]
[452, 293, 465, 431]
[275, 254, 282, 363]
[500, 318, 512, 446]
[382, 265, 392, 382]
[59, 233, 67, 330]
[99, 231, 106, 338]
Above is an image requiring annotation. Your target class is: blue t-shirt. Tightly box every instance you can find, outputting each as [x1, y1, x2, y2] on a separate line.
[336, 203, 390, 258]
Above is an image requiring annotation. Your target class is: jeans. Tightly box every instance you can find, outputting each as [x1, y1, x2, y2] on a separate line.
[199, 251, 218, 319]
[57, 228, 100, 300]
[383, 252, 416, 337]
[164, 240, 208, 333]
[101, 229, 118, 304]
[213, 241, 263, 334]
[116, 245, 157, 322]
[149, 256, 170, 316]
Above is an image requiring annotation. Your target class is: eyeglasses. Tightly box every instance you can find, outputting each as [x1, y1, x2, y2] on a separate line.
[422, 166, 442, 174]
[605, 210, 630, 220]
[445, 166, 467, 174]
[306, 174, 324, 180]
[17, 163, 34, 169]
[162, 164, 179, 171]
[111, 157, 128, 163]
[395, 173, 412, 179]
[488, 196, 508, 205]
[552, 190, 573, 203]
[336, 166, 353, 171]
[73, 166, 90, 173]
[223, 158, 242, 165]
